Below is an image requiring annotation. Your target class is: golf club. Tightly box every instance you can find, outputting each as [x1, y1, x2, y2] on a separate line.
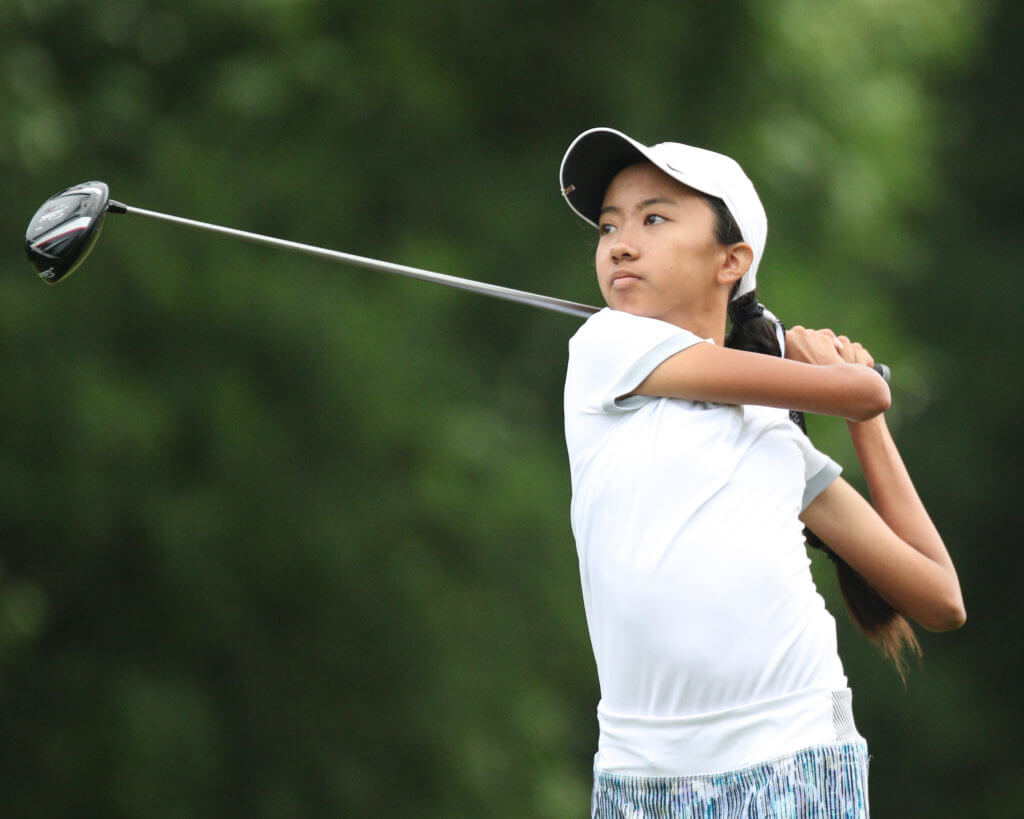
[24, 181, 890, 382]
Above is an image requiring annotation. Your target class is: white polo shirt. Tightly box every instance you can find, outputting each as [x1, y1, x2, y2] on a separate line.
[564, 309, 852, 776]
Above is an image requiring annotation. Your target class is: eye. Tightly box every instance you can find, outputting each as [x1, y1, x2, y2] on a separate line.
[644, 213, 666, 226]
[598, 222, 617, 236]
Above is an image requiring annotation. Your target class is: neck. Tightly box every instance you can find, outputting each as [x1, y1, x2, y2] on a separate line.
[659, 302, 729, 346]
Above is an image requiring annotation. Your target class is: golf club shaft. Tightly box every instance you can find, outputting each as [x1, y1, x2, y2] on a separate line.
[108, 200, 890, 383]
[111, 201, 599, 319]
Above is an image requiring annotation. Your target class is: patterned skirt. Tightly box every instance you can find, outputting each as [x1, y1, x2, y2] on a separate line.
[592, 740, 869, 818]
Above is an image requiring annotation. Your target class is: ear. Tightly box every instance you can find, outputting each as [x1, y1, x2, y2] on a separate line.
[717, 242, 753, 288]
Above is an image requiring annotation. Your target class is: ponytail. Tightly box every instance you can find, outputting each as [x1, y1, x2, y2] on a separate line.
[726, 289, 921, 680]
[702, 190, 920, 677]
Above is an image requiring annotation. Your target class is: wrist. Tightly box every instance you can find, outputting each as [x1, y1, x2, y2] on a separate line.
[846, 413, 891, 446]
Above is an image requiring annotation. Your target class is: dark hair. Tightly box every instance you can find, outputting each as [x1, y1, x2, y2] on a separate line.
[704, 194, 744, 247]
[703, 192, 922, 680]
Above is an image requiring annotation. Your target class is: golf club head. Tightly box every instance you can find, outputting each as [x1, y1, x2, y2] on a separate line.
[25, 181, 115, 284]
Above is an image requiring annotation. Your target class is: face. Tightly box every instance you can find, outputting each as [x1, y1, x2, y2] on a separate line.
[595, 162, 733, 329]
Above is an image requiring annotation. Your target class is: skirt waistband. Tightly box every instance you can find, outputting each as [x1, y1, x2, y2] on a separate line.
[597, 687, 861, 777]
[592, 739, 870, 818]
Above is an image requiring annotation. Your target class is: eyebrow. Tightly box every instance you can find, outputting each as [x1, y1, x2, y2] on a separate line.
[599, 196, 679, 218]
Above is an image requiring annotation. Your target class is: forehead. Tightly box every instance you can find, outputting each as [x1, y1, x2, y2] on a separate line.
[601, 161, 703, 207]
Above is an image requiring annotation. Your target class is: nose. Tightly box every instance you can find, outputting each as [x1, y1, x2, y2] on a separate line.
[609, 235, 638, 264]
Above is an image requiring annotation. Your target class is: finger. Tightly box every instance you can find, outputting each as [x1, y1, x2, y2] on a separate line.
[821, 329, 844, 352]
[852, 342, 874, 368]
[813, 329, 842, 353]
[836, 335, 855, 362]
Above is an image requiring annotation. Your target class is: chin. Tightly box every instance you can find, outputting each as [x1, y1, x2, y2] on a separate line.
[609, 299, 662, 321]
[605, 292, 645, 314]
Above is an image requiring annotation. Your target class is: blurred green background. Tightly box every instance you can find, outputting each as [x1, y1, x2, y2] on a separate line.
[0, 0, 1017, 815]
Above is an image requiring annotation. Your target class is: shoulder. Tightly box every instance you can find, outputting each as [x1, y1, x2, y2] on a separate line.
[566, 310, 711, 417]
[570, 308, 706, 358]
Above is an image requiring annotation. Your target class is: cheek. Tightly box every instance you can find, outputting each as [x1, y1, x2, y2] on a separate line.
[594, 246, 611, 292]
[675, 236, 720, 269]
[594, 239, 619, 274]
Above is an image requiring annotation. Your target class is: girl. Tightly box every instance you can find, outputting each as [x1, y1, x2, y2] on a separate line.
[559, 128, 965, 818]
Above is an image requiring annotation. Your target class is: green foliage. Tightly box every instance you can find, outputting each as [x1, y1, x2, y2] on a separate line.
[0, 0, 1013, 815]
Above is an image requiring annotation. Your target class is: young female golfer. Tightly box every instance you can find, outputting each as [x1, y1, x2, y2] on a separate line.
[559, 128, 965, 818]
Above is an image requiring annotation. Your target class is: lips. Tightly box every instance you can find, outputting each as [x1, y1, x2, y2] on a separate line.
[610, 269, 641, 288]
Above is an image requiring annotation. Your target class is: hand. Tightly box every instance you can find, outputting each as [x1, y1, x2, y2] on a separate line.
[785, 326, 876, 369]
[833, 333, 875, 369]
[785, 326, 845, 367]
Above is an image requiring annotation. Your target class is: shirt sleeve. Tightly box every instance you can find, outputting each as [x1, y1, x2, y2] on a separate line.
[566, 308, 710, 415]
[799, 441, 843, 510]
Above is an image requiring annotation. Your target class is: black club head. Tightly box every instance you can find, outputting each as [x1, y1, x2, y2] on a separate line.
[25, 181, 113, 284]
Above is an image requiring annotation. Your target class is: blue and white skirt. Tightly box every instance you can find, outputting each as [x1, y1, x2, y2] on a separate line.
[592, 740, 869, 818]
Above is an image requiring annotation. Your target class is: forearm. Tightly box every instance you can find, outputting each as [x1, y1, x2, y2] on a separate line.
[798, 329, 964, 631]
[846, 415, 955, 571]
[635, 344, 891, 421]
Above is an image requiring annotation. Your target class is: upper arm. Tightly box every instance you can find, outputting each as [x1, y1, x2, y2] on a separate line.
[632, 343, 890, 422]
[800, 478, 965, 631]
